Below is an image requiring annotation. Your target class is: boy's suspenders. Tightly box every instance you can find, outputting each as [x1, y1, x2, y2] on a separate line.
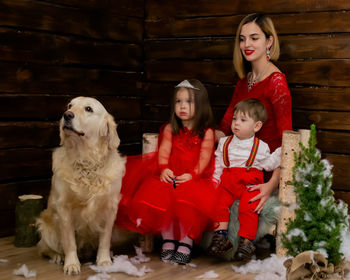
[223, 135, 234, 167]
[223, 136, 260, 170]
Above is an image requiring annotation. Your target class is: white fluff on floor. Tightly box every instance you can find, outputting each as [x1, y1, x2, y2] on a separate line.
[87, 273, 111, 280]
[13, 264, 36, 278]
[87, 272, 113, 280]
[0, 259, 8, 263]
[195, 270, 219, 278]
[232, 254, 288, 280]
[130, 246, 150, 264]
[90, 255, 152, 277]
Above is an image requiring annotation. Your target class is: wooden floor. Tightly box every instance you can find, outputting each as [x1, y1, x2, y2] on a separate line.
[0, 236, 259, 280]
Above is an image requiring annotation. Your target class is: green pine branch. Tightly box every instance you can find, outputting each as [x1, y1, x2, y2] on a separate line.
[281, 124, 349, 265]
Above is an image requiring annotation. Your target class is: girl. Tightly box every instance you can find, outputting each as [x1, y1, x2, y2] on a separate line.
[117, 79, 216, 264]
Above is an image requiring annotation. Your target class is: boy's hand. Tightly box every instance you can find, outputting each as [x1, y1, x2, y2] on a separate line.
[160, 168, 175, 184]
[175, 173, 192, 184]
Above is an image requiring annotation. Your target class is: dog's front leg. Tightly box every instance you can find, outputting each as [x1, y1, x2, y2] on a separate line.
[58, 208, 81, 275]
[96, 202, 118, 266]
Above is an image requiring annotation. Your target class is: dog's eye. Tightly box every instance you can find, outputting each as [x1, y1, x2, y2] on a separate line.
[85, 106, 93, 113]
[68, 104, 72, 109]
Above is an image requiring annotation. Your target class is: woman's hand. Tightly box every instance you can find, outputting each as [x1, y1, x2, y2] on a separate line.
[175, 173, 192, 184]
[248, 168, 280, 214]
[160, 168, 175, 183]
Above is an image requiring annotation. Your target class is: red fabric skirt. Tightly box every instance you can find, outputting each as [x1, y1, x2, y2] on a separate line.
[116, 153, 217, 243]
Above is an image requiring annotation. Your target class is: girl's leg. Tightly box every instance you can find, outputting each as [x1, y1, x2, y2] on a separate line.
[171, 224, 193, 264]
[160, 222, 177, 261]
[177, 235, 193, 255]
[161, 222, 175, 250]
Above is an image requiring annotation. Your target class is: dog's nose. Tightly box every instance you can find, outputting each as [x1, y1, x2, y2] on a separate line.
[63, 111, 75, 121]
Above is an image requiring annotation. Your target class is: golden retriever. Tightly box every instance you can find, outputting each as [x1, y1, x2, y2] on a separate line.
[36, 96, 128, 275]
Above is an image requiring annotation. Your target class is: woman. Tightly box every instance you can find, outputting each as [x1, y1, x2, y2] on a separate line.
[217, 13, 292, 216]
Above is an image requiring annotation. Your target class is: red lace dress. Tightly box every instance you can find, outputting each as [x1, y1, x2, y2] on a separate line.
[116, 124, 217, 242]
[219, 72, 292, 152]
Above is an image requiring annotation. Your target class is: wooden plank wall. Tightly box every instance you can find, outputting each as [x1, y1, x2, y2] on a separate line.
[0, 0, 144, 236]
[143, 1, 350, 208]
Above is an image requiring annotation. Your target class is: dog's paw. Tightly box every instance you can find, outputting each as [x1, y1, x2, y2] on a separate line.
[96, 257, 112, 266]
[51, 253, 64, 265]
[63, 262, 81, 275]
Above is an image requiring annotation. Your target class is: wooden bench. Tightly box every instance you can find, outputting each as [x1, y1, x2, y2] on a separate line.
[140, 130, 310, 256]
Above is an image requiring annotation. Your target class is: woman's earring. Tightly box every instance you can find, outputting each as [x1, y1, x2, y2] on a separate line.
[266, 49, 271, 61]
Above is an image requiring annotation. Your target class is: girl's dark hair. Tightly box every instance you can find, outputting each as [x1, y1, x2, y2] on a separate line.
[169, 79, 214, 138]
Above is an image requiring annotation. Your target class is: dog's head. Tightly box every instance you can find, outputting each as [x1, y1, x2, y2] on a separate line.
[60, 97, 120, 150]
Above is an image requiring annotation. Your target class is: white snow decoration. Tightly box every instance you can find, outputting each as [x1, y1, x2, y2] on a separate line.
[136, 218, 142, 227]
[316, 248, 328, 259]
[90, 255, 152, 277]
[0, 259, 8, 263]
[340, 230, 350, 261]
[286, 228, 307, 242]
[232, 254, 288, 280]
[320, 197, 332, 207]
[195, 270, 219, 279]
[130, 246, 150, 264]
[316, 184, 322, 195]
[13, 264, 36, 278]
[87, 273, 112, 280]
[304, 211, 312, 222]
[314, 241, 326, 248]
[320, 159, 333, 178]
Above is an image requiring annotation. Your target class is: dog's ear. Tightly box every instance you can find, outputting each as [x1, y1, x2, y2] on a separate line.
[101, 113, 120, 150]
[59, 119, 65, 146]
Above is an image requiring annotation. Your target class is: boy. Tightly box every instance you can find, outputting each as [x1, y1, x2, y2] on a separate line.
[208, 98, 281, 261]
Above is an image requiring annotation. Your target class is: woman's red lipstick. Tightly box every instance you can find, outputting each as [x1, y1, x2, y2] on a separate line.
[244, 50, 254, 56]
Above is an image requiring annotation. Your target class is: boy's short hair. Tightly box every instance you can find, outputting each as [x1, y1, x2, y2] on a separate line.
[234, 98, 267, 123]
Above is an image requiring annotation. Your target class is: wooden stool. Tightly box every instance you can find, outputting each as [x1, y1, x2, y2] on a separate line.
[14, 194, 44, 247]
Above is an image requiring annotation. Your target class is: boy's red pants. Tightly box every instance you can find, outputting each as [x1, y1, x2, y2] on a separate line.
[215, 167, 264, 240]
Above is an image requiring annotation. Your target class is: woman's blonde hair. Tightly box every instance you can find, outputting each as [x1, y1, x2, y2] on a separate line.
[233, 13, 280, 79]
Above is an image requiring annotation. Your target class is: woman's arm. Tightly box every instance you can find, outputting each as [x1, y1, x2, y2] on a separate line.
[248, 74, 292, 212]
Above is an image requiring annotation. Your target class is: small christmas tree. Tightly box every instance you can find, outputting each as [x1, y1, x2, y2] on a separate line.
[282, 124, 349, 265]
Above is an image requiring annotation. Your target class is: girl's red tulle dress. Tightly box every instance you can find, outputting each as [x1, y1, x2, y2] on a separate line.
[116, 124, 217, 242]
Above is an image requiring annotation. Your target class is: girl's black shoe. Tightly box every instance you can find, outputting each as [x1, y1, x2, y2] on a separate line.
[160, 239, 177, 262]
[171, 242, 192, 264]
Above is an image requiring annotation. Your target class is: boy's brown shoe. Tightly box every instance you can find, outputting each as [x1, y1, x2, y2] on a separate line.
[207, 233, 233, 255]
[235, 238, 256, 261]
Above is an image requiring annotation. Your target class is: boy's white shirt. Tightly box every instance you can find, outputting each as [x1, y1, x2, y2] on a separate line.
[213, 135, 281, 182]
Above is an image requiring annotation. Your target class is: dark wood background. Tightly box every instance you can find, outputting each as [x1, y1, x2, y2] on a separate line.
[1, 0, 350, 236]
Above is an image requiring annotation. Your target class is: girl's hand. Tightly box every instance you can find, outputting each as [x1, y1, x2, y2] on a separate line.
[175, 173, 192, 184]
[248, 180, 275, 214]
[160, 168, 175, 184]
[215, 130, 225, 142]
